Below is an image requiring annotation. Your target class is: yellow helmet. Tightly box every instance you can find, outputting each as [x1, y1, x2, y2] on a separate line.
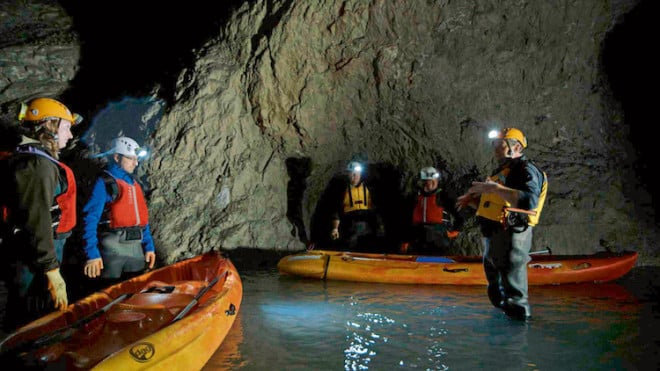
[489, 127, 527, 148]
[18, 97, 82, 125]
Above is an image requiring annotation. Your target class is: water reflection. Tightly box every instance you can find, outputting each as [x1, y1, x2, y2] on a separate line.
[205, 270, 653, 371]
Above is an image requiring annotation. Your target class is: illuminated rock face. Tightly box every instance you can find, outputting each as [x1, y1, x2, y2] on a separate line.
[1, 0, 658, 265]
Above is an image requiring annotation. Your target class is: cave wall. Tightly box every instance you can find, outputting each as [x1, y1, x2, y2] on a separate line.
[1, 0, 658, 265]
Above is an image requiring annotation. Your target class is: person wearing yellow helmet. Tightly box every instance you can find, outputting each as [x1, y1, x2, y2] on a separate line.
[329, 160, 383, 251]
[0, 97, 82, 331]
[456, 127, 548, 321]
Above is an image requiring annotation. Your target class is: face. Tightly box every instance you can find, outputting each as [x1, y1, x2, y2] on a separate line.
[349, 171, 361, 186]
[115, 154, 139, 174]
[492, 139, 521, 162]
[423, 179, 438, 192]
[56, 120, 73, 149]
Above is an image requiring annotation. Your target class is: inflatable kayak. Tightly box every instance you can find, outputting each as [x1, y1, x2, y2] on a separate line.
[277, 250, 638, 285]
[0, 251, 242, 370]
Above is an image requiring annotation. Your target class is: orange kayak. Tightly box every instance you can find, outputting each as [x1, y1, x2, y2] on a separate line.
[0, 252, 242, 370]
[277, 250, 638, 285]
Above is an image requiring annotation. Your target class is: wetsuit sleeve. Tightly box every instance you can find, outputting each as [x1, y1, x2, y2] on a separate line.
[81, 177, 111, 260]
[515, 163, 544, 211]
[330, 193, 342, 221]
[142, 224, 156, 253]
[14, 156, 60, 272]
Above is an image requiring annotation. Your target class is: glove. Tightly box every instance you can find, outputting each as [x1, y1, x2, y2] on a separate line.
[145, 251, 156, 269]
[330, 228, 339, 240]
[46, 268, 68, 311]
[84, 258, 104, 278]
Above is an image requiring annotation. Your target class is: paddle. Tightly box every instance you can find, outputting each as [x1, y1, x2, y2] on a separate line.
[529, 247, 552, 256]
[170, 272, 224, 323]
[0, 292, 133, 358]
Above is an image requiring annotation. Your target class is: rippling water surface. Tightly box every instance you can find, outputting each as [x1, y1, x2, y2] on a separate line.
[204, 266, 658, 371]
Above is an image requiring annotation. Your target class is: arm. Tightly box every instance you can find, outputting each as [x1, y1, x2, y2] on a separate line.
[330, 216, 340, 240]
[466, 180, 521, 206]
[514, 164, 544, 211]
[142, 224, 156, 268]
[456, 192, 480, 211]
[14, 156, 68, 310]
[14, 156, 60, 272]
[81, 177, 110, 260]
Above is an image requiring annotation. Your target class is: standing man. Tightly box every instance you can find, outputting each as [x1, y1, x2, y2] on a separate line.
[456, 128, 547, 320]
[330, 161, 383, 251]
[0, 97, 82, 331]
[403, 166, 458, 255]
[81, 136, 156, 285]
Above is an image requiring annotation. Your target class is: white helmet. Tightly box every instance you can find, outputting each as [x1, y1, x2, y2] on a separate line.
[346, 161, 363, 173]
[112, 136, 144, 157]
[420, 167, 440, 180]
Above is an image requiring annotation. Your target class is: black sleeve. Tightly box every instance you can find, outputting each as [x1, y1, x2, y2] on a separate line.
[13, 155, 60, 272]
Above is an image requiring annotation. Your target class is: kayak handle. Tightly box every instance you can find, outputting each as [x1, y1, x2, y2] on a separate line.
[529, 247, 552, 256]
[443, 267, 469, 273]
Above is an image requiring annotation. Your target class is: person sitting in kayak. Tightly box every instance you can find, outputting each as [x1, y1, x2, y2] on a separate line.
[401, 166, 459, 255]
[81, 136, 156, 286]
[329, 160, 384, 252]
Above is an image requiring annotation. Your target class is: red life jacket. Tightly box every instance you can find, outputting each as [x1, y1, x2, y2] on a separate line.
[105, 175, 149, 229]
[53, 161, 76, 235]
[1, 147, 76, 236]
[412, 192, 445, 225]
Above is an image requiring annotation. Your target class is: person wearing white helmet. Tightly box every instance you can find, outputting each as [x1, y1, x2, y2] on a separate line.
[456, 127, 548, 321]
[329, 160, 383, 251]
[81, 136, 156, 285]
[401, 166, 458, 254]
[0, 97, 82, 331]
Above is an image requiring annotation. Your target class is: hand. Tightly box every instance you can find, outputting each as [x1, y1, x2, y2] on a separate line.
[145, 251, 156, 269]
[45, 268, 68, 311]
[84, 258, 104, 278]
[456, 193, 478, 211]
[467, 180, 499, 195]
[330, 228, 339, 240]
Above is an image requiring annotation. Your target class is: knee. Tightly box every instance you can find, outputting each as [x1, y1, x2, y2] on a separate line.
[509, 249, 530, 266]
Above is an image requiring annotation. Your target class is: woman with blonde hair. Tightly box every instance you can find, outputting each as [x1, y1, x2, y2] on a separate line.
[0, 97, 81, 331]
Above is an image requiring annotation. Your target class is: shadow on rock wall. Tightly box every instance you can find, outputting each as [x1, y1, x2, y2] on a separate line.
[57, 0, 250, 126]
[602, 0, 659, 222]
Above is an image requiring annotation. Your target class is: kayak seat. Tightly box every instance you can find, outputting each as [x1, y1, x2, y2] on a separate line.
[117, 292, 194, 316]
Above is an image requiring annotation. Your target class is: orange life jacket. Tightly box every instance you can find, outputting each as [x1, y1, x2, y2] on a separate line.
[105, 176, 149, 229]
[412, 192, 446, 225]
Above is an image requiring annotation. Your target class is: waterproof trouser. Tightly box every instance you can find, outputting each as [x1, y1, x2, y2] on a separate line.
[99, 230, 147, 279]
[482, 226, 533, 318]
[410, 223, 450, 254]
[3, 262, 53, 332]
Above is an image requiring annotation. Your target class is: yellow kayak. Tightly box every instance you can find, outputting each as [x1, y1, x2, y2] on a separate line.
[277, 249, 638, 285]
[0, 251, 242, 370]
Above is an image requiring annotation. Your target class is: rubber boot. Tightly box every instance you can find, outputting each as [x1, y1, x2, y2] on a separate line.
[502, 298, 531, 321]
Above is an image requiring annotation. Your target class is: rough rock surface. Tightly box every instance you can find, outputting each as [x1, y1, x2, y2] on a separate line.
[1, 0, 658, 266]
